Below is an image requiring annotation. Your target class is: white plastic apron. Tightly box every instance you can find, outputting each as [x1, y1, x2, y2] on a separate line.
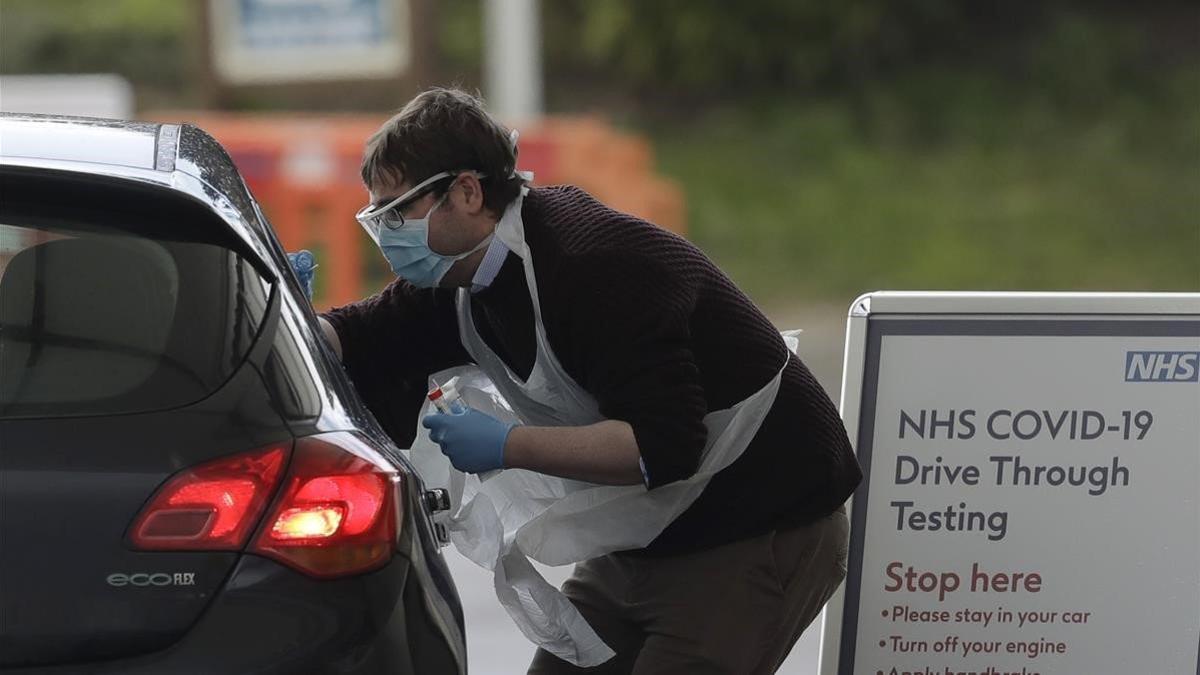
[417, 190, 789, 666]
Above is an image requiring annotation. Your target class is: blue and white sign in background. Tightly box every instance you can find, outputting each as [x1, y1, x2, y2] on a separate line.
[209, 0, 410, 84]
[824, 294, 1200, 675]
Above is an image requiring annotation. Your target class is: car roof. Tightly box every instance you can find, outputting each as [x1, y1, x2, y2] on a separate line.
[1, 113, 282, 277]
[0, 113, 164, 170]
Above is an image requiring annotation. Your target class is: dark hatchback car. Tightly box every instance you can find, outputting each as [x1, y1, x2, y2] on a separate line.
[0, 114, 465, 674]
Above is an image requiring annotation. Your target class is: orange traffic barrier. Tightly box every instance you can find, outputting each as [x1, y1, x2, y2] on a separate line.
[145, 112, 686, 308]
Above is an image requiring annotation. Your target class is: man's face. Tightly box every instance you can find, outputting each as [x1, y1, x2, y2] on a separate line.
[368, 173, 473, 257]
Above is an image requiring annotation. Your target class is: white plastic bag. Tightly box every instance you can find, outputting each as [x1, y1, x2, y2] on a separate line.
[408, 366, 616, 666]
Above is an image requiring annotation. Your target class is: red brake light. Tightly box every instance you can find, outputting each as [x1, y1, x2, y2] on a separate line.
[250, 433, 399, 579]
[129, 445, 288, 550]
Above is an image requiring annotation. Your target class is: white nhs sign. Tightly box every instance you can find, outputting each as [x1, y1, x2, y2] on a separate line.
[1125, 351, 1200, 382]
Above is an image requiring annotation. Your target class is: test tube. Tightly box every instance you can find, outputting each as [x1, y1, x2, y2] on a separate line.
[440, 379, 468, 414]
[428, 379, 468, 414]
[428, 381, 453, 414]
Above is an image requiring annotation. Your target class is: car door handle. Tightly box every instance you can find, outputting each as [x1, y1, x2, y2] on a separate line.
[421, 488, 453, 546]
[422, 488, 451, 513]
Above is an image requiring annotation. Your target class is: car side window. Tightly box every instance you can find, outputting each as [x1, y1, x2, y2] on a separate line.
[0, 222, 270, 418]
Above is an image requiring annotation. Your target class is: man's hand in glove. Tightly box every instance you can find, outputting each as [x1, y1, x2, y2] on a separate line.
[286, 250, 317, 301]
[422, 408, 516, 474]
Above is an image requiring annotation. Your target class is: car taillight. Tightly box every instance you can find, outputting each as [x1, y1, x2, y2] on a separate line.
[250, 432, 400, 579]
[129, 445, 289, 550]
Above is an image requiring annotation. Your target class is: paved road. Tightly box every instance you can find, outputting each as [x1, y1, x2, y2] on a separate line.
[445, 303, 851, 674]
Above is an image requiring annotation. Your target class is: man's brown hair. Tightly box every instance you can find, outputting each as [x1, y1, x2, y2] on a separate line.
[361, 87, 525, 214]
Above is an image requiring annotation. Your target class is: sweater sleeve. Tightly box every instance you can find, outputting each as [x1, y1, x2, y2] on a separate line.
[320, 278, 471, 444]
[557, 252, 708, 489]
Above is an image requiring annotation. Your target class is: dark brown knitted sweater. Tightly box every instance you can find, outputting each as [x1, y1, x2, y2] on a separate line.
[322, 185, 861, 556]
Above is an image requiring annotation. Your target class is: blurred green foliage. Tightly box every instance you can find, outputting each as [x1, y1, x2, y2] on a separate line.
[442, 0, 970, 94]
[4, 0, 1196, 299]
[0, 0, 196, 107]
[637, 8, 1200, 299]
[541, 0, 966, 90]
[653, 69, 1199, 301]
[443, 3, 1194, 99]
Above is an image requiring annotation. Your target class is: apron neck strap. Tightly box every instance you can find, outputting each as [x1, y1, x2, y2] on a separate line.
[495, 186, 530, 258]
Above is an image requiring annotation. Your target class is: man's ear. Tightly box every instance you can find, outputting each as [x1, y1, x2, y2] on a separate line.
[454, 173, 486, 216]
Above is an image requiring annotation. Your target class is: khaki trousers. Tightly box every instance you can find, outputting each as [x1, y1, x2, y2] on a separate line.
[527, 506, 849, 675]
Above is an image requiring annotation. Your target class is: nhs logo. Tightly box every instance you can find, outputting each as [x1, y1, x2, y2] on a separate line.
[1125, 351, 1200, 382]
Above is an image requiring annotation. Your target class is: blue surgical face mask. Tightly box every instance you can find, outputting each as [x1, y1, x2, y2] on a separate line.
[376, 195, 494, 288]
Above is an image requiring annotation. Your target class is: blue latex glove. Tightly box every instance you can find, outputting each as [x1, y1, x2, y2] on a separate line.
[286, 250, 317, 300]
[422, 408, 516, 474]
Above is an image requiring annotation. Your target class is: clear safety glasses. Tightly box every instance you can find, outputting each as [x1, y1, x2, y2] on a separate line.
[354, 170, 485, 241]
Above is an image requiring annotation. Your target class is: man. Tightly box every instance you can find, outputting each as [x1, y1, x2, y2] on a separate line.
[318, 87, 861, 674]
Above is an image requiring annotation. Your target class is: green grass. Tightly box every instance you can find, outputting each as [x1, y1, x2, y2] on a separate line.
[645, 74, 1200, 304]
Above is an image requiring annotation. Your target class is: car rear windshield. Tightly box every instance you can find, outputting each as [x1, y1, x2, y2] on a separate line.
[0, 169, 272, 418]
